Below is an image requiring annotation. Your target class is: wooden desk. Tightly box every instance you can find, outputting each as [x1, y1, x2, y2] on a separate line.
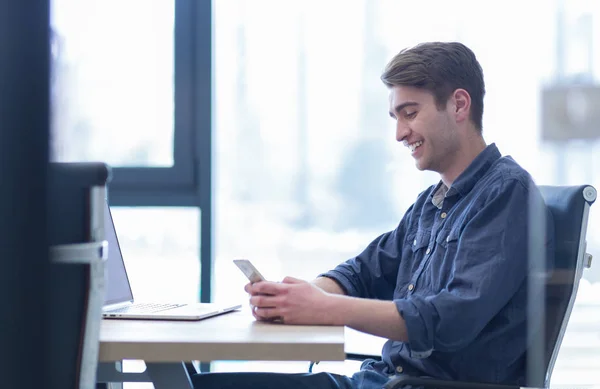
[97, 310, 345, 389]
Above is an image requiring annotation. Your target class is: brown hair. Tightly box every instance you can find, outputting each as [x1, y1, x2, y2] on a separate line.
[381, 42, 485, 132]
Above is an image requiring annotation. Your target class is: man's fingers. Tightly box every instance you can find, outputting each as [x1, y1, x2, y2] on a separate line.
[254, 307, 281, 319]
[251, 306, 269, 321]
[244, 281, 273, 296]
[282, 276, 304, 284]
[252, 281, 288, 295]
[250, 294, 281, 308]
[246, 280, 293, 324]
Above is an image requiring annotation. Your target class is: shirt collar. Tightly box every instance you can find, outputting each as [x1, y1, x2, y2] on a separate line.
[448, 143, 502, 197]
[431, 182, 449, 209]
[429, 143, 502, 207]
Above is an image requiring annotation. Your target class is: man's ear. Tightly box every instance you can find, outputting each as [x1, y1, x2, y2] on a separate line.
[452, 89, 471, 124]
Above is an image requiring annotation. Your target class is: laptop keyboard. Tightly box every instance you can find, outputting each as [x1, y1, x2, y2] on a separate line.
[106, 302, 186, 314]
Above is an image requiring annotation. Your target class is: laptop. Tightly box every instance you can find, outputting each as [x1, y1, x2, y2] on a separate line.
[102, 201, 241, 320]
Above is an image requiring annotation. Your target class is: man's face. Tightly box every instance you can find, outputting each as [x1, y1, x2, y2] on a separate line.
[388, 85, 460, 173]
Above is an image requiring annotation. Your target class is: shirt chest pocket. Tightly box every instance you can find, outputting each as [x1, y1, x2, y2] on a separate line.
[435, 226, 460, 254]
[405, 230, 432, 271]
[414, 227, 460, 287]
[399, 231, 431, 291]
[408, 230, 430, 253]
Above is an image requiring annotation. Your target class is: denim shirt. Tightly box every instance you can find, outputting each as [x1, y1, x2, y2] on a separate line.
[321, 144, 554, 385]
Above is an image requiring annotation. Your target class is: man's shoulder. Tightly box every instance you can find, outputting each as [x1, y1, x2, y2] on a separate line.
[462, 155, 538, 211]
[485, 155, 535, 190]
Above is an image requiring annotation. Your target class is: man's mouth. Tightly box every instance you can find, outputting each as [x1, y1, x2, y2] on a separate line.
[408, 140, 423, 152]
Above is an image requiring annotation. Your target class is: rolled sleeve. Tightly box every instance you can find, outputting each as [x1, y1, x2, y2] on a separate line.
[319, 219, 408, 299]
[319, 269, 361, 297]
[395, 298, 434, 359]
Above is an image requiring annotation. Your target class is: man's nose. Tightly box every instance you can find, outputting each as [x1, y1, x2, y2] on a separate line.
[396, 123, 410, 142]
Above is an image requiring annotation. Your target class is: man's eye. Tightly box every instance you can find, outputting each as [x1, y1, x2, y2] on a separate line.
[405, 111, 417, 119]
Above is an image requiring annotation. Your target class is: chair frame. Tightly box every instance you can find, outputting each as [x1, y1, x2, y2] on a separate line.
[50, 180, 108, 389]
[543, 185, 596, 386]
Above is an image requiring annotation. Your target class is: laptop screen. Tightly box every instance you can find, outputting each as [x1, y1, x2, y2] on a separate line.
[104, 201, 135, 306]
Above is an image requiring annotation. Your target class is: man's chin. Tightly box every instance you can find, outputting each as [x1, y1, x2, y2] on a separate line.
[414, 159, 428, 171]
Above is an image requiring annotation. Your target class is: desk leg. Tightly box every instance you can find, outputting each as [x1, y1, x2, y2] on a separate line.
[97, 362, 150, 384]
[97, 361, 193, 389]
[145, 362, 194, 389]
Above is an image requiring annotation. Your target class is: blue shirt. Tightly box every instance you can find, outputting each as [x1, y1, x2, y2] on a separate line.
[321, 144, 554, 385]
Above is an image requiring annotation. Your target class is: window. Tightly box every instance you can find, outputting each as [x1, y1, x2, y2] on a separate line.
[50, 0, 204, 189]
[213, 0, 600, 384]
[50, 0, 213, 305]
[110, 207, 201, 302]
[51, 0, 175, 167]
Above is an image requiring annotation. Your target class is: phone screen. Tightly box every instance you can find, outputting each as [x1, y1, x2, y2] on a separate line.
[233, 259, 265, 283]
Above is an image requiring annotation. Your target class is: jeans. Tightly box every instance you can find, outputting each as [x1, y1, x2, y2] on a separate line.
[191, 366, 391, 389]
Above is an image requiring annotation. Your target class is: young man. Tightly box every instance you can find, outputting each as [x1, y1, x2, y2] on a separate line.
[192, 41, 554, 389]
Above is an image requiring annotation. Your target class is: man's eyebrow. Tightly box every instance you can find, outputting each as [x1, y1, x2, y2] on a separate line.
[395, 102, 419, 113]
[389, 102, 419, 118]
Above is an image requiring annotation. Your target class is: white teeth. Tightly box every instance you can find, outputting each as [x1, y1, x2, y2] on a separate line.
[409, 141, 423, 152]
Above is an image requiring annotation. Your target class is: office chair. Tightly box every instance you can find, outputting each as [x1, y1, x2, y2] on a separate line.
[343, 185, 596, 389]
[47, 162, 111, 389]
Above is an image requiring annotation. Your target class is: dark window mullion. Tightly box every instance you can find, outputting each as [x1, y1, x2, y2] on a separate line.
[172, 0, 195, 179]
[110, 0, 196, 191]
[194, 0, 213, 306]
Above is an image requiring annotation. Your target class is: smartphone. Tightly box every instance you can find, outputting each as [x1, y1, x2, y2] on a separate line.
[233, 259, 266, 284]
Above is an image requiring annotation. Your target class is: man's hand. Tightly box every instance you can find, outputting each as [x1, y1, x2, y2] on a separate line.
[244, 276, 409, 341]
[244, 277, 339, 325]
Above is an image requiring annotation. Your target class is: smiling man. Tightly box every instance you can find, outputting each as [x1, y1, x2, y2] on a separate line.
[192, 42, 554, 389]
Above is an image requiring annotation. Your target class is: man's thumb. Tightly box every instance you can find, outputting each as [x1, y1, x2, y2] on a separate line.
[282, 276, 304, 284]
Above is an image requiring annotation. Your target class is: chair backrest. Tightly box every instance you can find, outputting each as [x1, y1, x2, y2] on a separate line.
[47, 162, 111, 389]
[534, 185, 596, 388]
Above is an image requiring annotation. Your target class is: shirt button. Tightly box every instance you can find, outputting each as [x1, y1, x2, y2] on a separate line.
[396, 366, 404, 373]
[408, 284, 414, 291]
[425, 248, 431, 254]
[440, 212, 447, 219]
[446, 236, 451, 242]
[413, 239, 417, 245]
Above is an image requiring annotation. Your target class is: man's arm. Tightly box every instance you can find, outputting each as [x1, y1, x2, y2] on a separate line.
[317, 219, 410, 300]
[311, 276, 346, 295]
[250, 178, 543, 353]
[314, 201, 417, 300]
[250, 277, 409, 341]
[311, 276, 407, 339]
[329, 294, 408, 341]
[248, 205, 413, 327]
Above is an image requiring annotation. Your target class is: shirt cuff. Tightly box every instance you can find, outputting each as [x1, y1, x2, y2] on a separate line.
[318, 269, 360, 297]
[394, 298, 434, 359]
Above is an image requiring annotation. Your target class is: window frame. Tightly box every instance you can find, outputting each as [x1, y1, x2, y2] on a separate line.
[108, 0, 213, 308]
[109, 0, 207, 193]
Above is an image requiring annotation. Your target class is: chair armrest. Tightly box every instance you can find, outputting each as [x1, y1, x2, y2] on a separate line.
[184, 362, 198, 376]
[345, 352, 382, 362]
[384, 375, 521, 389]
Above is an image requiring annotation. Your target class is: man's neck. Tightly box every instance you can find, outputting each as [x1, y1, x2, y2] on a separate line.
[440, 135, 487, 187]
